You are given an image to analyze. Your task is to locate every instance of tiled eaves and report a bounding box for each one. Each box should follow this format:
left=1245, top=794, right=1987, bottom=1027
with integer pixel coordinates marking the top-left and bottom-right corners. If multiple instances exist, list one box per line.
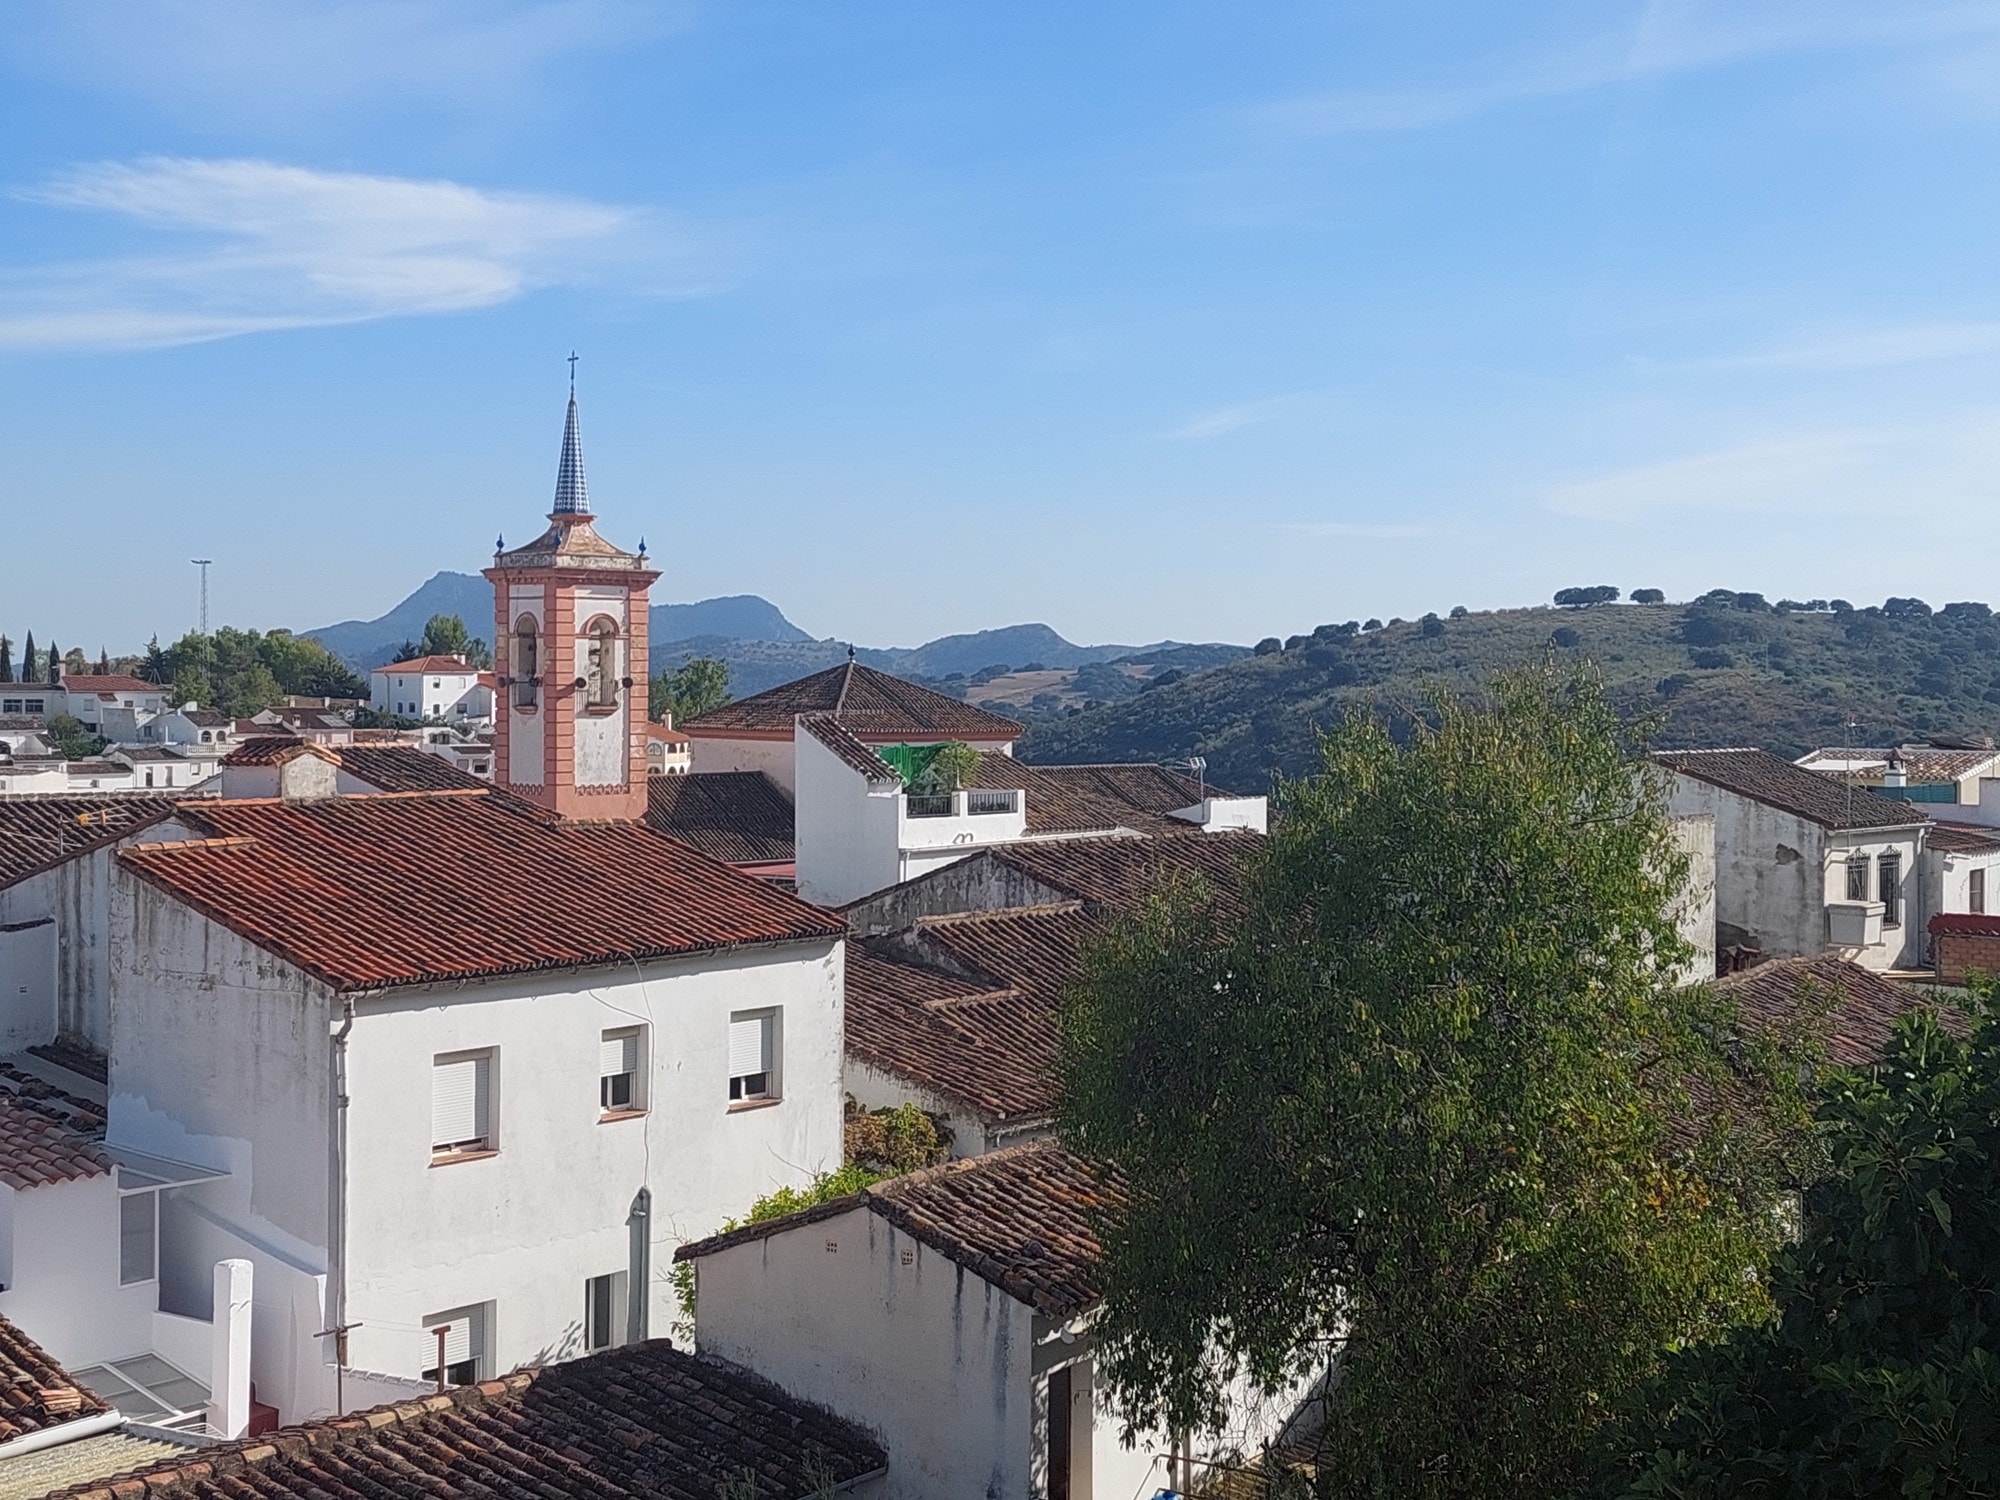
left=0, top=795, right=182, bottom=893
left=0, top=1316, right=110, bottom=1443
left=798, top=714, right=902, bottom=785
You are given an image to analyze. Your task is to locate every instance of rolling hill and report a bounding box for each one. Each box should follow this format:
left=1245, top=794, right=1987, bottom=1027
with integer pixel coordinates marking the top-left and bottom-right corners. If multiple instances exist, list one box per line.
left=1018, top=593, right=2000, bottom=794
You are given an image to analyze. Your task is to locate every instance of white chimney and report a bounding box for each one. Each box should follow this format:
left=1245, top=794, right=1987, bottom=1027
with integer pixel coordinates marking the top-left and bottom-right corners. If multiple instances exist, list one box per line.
left=1884, top=751, right=1907, bottom=790
left=207, top=1258, right=253, bottom=1439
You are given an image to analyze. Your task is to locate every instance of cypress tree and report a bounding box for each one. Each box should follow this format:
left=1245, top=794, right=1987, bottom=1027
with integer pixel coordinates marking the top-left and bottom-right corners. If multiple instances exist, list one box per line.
left=46, top=638, right=59, bottom=686
left=0, top=636, right=11, bottom=684
left=21, top=633, right=34, bottom=686
left=96, top=649, right=110, bottom=675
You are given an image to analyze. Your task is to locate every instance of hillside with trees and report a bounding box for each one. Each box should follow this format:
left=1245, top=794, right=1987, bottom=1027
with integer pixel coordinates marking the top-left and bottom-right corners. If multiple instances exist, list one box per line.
left=1020, top=590, right=2000, bottom=792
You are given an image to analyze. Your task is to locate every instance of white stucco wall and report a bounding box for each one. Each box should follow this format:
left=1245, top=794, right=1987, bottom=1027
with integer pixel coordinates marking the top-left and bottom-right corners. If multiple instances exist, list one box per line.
left=1670, top=814, right=1717, bottom=984
left=571, top=589, right=630, bottom=787
left=794, top=727, right=903, bottom=907
left=340, top=938, right=844, bottom=1385
left=0, top=1176, right=159, bottom=1371
left=1930, top=847, right=2000, bottom=936
left=1823, top=828, right=1925, bottom=970
left=693, top=1204, right=1038, bottom=1500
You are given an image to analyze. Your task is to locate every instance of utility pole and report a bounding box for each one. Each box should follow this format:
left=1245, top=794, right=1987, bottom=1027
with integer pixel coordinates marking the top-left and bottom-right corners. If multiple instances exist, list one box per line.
left=191, top=559, right=213, bottom=707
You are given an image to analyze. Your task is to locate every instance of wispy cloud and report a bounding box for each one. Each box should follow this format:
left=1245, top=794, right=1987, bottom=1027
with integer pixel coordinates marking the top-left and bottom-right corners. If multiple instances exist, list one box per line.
left=0, top=1, right=676, bottom=123
left=1545, top=417, right=2000, bottom=521
left=1164, top=390, right=1329, bottom=440
left=1702, top=321, right=2000, bottom=373
left=0, top=158, right=686, bottom=351
left=1292, top=521, right=1438, bottom=540
left=1262, top=1, right=2000, bottom=137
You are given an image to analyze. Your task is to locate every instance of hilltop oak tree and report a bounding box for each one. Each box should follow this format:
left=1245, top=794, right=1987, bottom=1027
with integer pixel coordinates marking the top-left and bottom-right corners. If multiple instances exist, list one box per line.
left=1061, top=667, right=1811, bottom=1500
left=1598, top=994, right=2000, bottom=1498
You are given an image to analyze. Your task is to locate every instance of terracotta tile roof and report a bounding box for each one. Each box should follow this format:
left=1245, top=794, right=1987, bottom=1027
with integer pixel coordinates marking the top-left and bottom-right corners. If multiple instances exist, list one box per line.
left=685, top=660, right=1023, bottom=741
left=646, top=722, right=690, bottom=747
left=0, top=796, right=180, bottom=891
left=971, top=756, right=1221, bottom=835
left=1929, top=912, right=2000, bottom=937
left=329, top=744, right=490, bottom=795
left=220, top=736, right=331, bottom=768
left=846, top=915, right=1078, bottom=1125
left=0, top=1316, right=110, bottom=1444
left=799, top=714, right=902, bottom=784
left=179, top=710, right=230, bottom=728
left=982, top=831, right=1257, bottom=915
left=372, top=655, right=479, bottom=675
left=679, top=1141, right=1120, bottom=1320
left=1715, top=955, right=1961, bottom=1067
left=1655, top=749, right=1927, bottom=831
left=121, top=793, right=844, bottom=992
left=1802, top=745, right=2000, bottom=782
left=645, top=772, right=794, bottom=865
left=46, top=1342, right=885, bottom=1500
left=56, top=676, right=158, bottom=696
left=0, top=1054, right=110, bottom=1192
left=1926, top=819, right=2000, bottom=854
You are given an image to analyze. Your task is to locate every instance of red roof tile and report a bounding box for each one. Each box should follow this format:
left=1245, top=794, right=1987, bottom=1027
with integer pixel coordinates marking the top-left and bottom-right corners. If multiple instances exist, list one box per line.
left=1716, top=955, right=1962, bottom=1067
left=679, top=1141, right=1120, bottom=1320
left=0, top=795, right=181, bottom=892
left=1929, top=912, right=2000, bottom=937
left=0, top=1315, right=110, bottom=1443
left=220, top=736, right=332, bottom=768
left=686, top=660, right=1023, bottom=741
left=48, top=1342, right=884, bottom=1499
left=1927, top=819, right=2000, bottom=855
left=800, top=714, right=902, bottom=783
left=646, top=722, right=690, bottom=746
left=372, top=655, right=480, bottom=675
left=1655, top=749, right=1926, bottom=831
left=120, top=793, right=844, bottom=992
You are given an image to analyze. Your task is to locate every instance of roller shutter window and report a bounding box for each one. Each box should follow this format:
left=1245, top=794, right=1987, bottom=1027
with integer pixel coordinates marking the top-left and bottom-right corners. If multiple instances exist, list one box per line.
left=728, top=1012, right=775, bottom=1102
left=432, top=1052, right=491, bottom=1155
left=423, top=1304, right=487, bottom=1386
left=600, top=1028, right=641, bottom=1112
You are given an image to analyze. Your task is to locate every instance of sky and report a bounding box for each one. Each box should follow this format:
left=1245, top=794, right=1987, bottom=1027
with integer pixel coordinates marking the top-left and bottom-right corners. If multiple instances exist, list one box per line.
left=6, top=1, right=2000, bottom=652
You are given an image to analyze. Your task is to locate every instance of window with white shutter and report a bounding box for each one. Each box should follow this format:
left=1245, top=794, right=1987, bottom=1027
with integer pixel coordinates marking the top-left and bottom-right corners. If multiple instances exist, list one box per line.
left=600, top=1027, right=642, bottom=1114
left=728, top=1011, right=777, bottom=1103
left=422, top=1303, right=489, bottom=1386
left=432, top=1051, right=493, bottom=1156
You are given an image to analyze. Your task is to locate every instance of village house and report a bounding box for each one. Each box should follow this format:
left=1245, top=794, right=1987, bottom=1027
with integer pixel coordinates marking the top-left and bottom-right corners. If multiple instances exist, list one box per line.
left=56, top=677, right=169, bottom=736
left=678, top=1140, right=1300, bottom=1500
left=138, top=707, right=235, bottom=753
left=368, top=655, right=493, bottom=724
left=108, top=746, right=218, bottom=793
left=242, top=706, right=353, bottom=745
left=646, top=717, right=691, bottom=775
left=0, top=688, right=54, bottom=722
left=1655, top=749, right=1930, bottom=971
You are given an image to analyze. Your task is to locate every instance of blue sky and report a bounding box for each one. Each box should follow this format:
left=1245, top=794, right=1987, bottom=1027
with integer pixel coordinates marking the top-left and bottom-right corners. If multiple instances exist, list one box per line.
left=6, top=1, right=2000, bottom=652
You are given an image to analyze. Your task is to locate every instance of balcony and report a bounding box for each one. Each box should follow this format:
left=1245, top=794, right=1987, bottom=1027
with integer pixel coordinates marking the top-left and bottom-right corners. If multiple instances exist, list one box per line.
left=904, top=788, right=1022, bottom=819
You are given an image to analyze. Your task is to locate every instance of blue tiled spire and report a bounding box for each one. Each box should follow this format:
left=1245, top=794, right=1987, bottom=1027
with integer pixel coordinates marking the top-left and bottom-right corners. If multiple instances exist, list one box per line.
left=552, top=391, right=589, bottom=515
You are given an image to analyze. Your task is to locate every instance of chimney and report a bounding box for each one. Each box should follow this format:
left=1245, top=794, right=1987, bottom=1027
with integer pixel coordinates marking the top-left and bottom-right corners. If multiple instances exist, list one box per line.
left=279, top=754, right=340, bottom=803
left=1883, top=750, right=1907, bottom=789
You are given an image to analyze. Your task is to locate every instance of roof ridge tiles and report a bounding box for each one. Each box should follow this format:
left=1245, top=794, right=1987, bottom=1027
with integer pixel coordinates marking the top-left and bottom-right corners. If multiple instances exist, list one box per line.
left=915, top=901, right=1088, bottom=926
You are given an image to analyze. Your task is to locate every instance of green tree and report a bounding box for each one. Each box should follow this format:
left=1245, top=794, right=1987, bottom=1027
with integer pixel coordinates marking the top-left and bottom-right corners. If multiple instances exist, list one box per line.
left=1598, top=994, right=2000, bottom=1498
left=650, top=656, right=731, bottom=723
left=0, top=636, right=11, bottom=684
left=1060, top=666, right=1812, bottom=1500
left=45, top=636, right=59, bottom=685
left=44, top=714, right=104, bottom=760
left=416, top=613, right=492, bottom=668
left=19, top=632, right=33, bottom=686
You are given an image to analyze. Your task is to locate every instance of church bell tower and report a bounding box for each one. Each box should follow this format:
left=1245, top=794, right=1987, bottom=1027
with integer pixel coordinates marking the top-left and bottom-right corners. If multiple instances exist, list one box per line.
left=485, top=367, right=658, bottom=821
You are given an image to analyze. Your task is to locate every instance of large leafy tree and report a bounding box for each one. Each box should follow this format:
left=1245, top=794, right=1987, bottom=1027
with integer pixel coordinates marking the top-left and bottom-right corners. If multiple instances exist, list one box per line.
left=650, top=656, right=730, bottom=723
left=416, top=613, right=492, bottom=668
left=1598, top=997, right=1999, bottom=1498
left=142, top=628, right=366, bottom=716
left=1061, top=667, right=1812, bottom=1500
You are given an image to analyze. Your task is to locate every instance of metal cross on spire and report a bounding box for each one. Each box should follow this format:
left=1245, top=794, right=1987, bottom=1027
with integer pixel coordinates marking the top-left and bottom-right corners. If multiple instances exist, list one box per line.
left=568, top=350, right=579, bottom=391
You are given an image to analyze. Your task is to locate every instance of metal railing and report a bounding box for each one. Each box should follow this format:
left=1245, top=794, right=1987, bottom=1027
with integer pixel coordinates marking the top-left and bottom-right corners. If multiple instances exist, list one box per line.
left=965, top=788, right=1019, bottom=815
left=905, top=793, right=953, bottom=818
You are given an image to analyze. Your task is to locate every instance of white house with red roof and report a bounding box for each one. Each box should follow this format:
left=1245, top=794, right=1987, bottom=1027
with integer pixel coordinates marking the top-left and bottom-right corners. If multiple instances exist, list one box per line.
left=95, top=386, right=853, bottom=1428
left=367, top=656, right=492, bottom=724
left=57, top=676, right=170, bottom=734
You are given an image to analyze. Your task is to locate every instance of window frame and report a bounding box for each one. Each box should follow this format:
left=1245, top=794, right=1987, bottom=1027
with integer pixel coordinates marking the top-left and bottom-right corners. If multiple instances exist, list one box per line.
left=727, top=1009, right=780, bottom=1107
left=583, top=616, right=621, bottom=710
left=118, top=1188, right=158, bottom=1286
left=421, top=1303, right=491, bottom=1388
left=431, top=1049, right=496, bottom=1161
left=512, top=616, right=540, bottom=710
left=585, top=1271, right=629, bottom=1352
left=1878, top=851, right=1903, bottom=928
left=1845, top=852, right=1870, bottom=903
left=599, top=1026, right=646, bottom=1118
left=1973, top=866, right=1987, bottom=916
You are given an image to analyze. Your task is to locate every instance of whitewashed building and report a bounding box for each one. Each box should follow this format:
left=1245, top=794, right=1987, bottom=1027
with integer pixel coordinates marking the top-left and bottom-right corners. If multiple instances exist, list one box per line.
left=680, top=1142, right=1303, bottom=1500
left=1656, top=749, right=1930, bottom=970
left=59, top=677, right=170, bottom=733
left=368, top=656, right=492, bottom=724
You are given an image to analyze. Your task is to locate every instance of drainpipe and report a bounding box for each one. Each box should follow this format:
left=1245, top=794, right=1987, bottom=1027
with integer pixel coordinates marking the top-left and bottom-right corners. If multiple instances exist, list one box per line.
left=328, top=995, right=356, bottom=1414
left=627, top=1187, right=651, bottom=1344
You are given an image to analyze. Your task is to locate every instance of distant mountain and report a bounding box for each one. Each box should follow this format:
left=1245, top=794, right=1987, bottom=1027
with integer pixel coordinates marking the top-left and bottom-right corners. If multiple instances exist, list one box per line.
left=1020, top=593, right=2000, bottom=794
left=304, top=571, right=812, bottom=669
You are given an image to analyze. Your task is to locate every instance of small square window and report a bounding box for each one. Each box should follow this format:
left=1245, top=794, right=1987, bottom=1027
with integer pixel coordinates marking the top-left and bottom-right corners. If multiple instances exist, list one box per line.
left=600, top=1027, right=643, bottom=1114
left=433, top=1051, right=494, bottom=1157
left=728, top=1011, right=777, bottom=1103
left=585, top=1272, right=628, bottom=1351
